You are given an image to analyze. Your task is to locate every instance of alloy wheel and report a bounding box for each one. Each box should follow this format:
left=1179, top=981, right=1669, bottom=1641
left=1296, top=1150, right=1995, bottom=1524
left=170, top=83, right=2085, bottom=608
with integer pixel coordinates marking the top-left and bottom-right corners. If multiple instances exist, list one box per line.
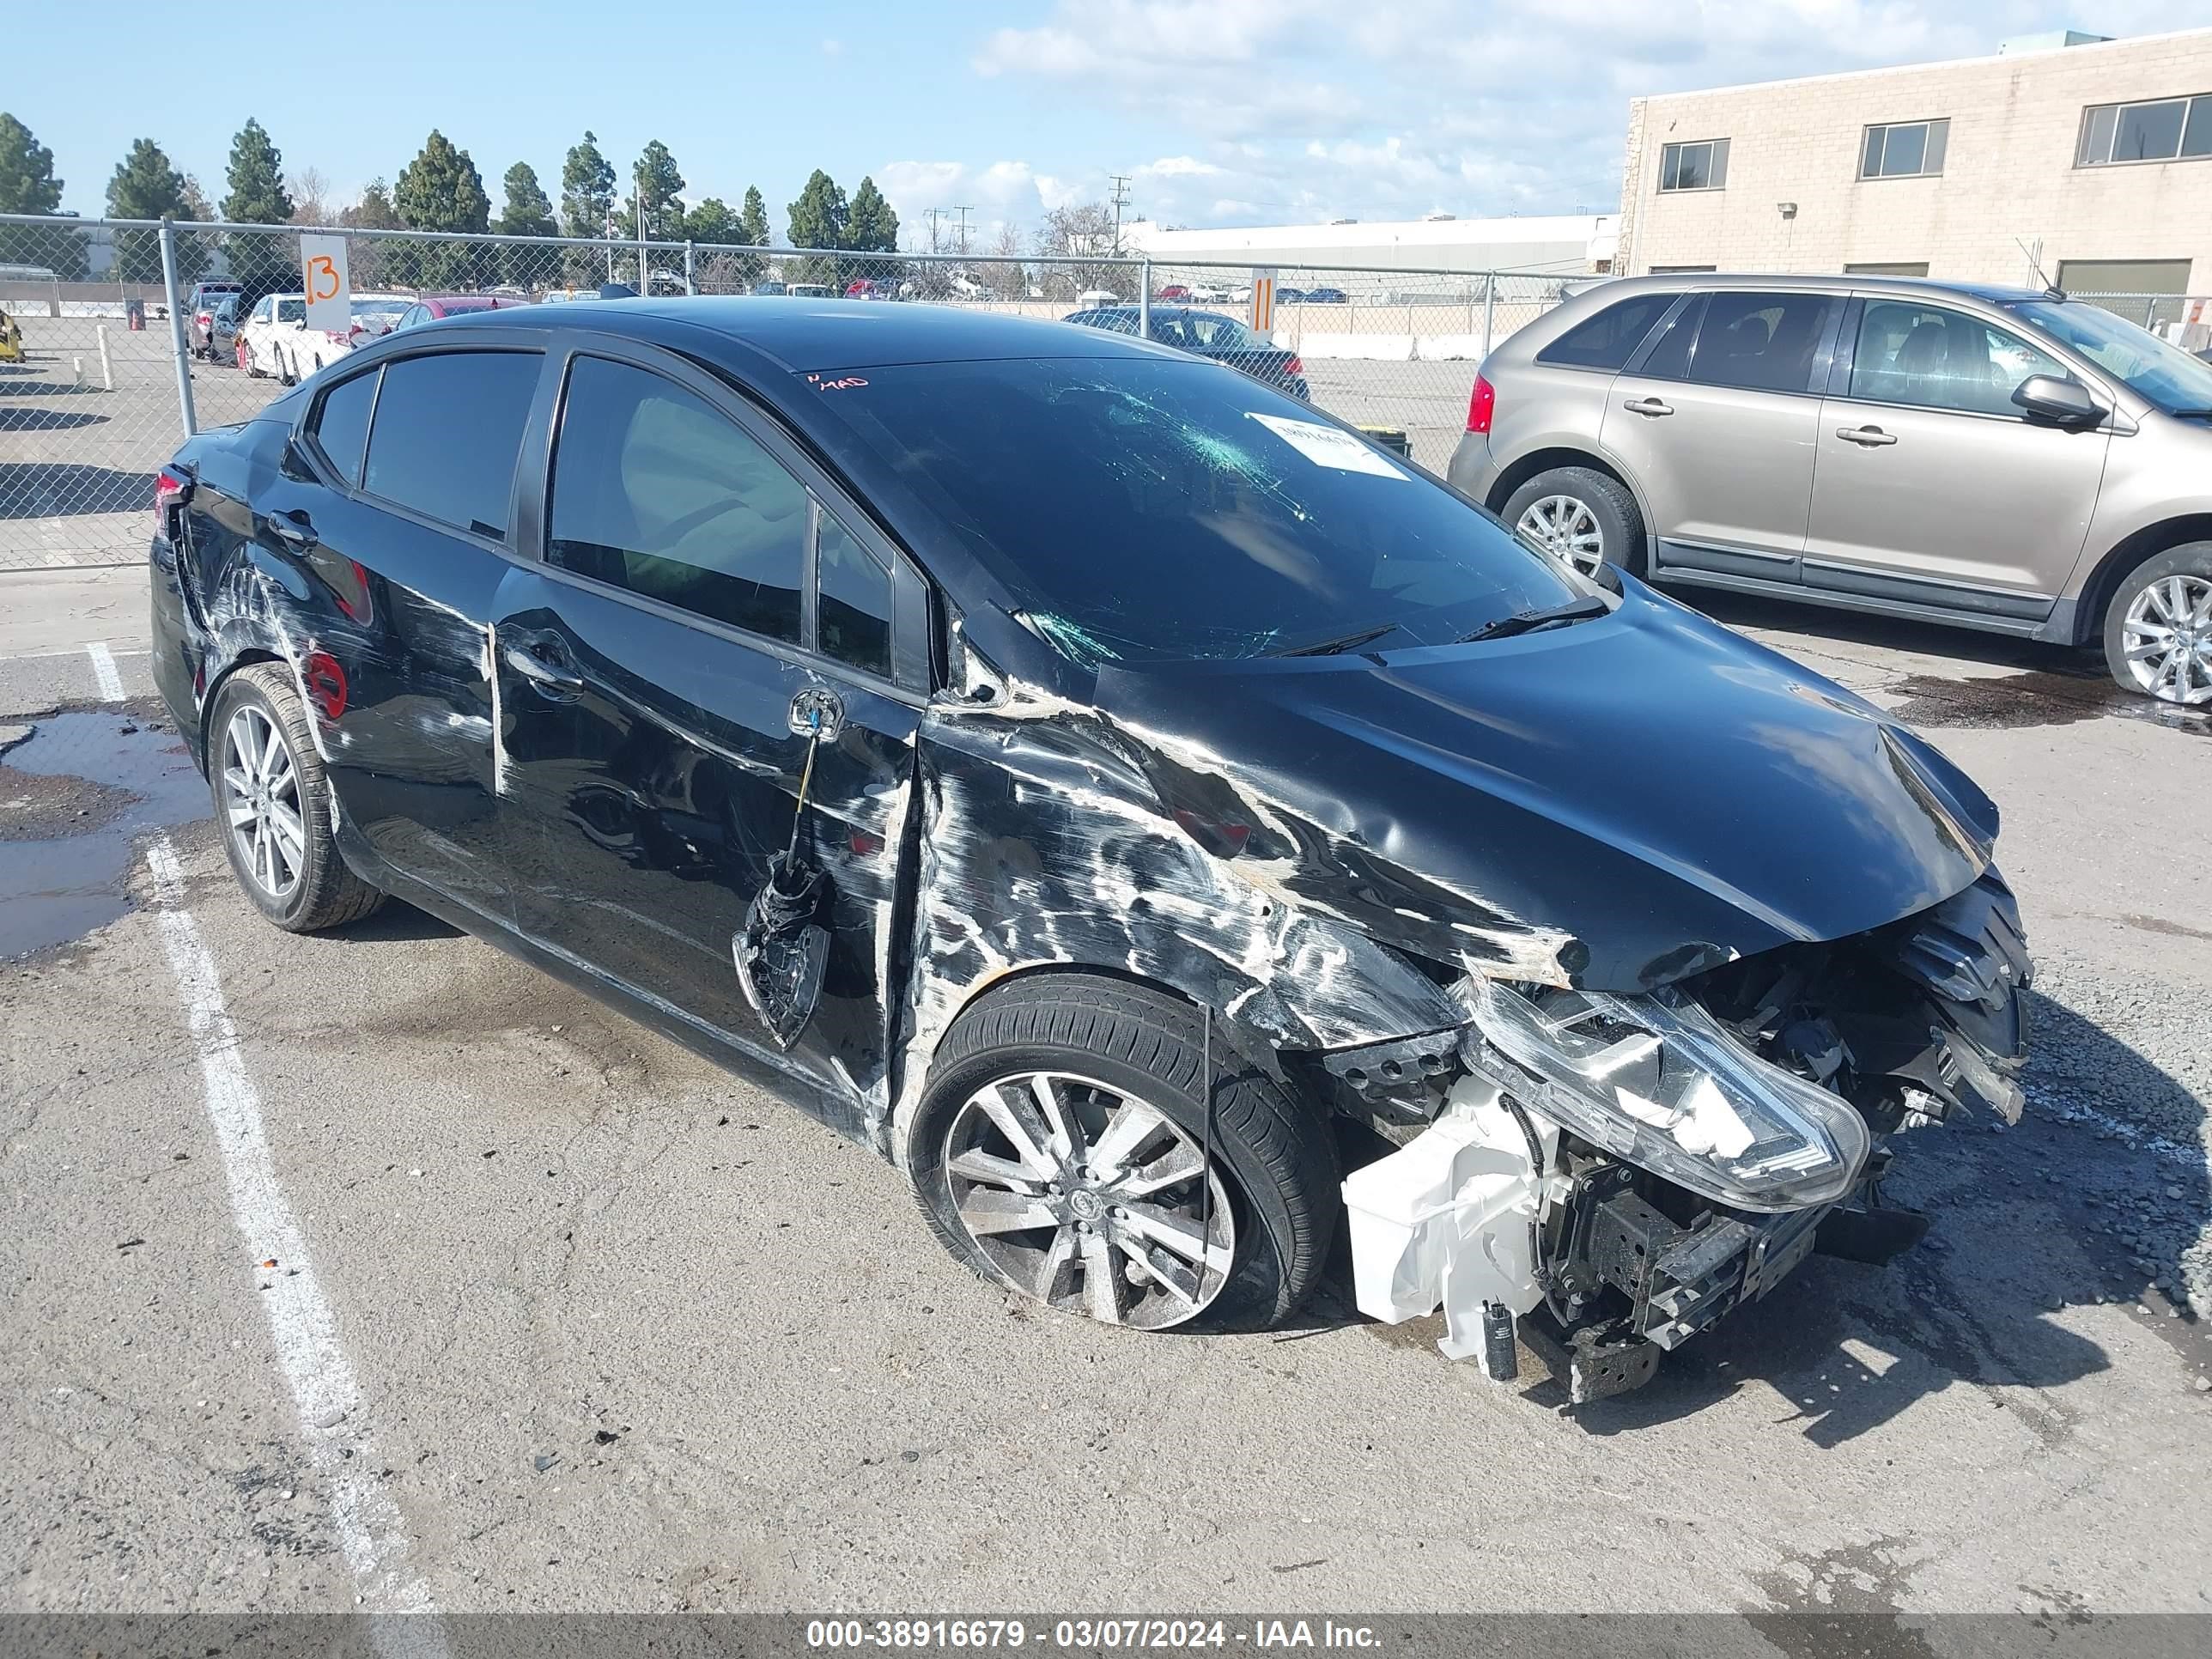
left=220, top=705, right=307, bottom=901
left=942, top=1070, right=1235, bottom=1330
left=1516, top=494, right=1606, bottom=575
left=2120, top=573, right=2212, bottom=705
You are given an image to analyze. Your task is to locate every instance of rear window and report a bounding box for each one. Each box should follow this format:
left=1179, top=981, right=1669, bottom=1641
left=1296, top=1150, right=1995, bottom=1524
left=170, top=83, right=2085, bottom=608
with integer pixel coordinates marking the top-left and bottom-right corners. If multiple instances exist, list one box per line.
left=362, top=351, right=540, bottom=539
left=276, top=299, right=305, bottom=324
left=1536, top=294, right=1674, bottom=370
left=311, top=370, right=378, bottom=488
left=804, top=356, right=1578, bottom=664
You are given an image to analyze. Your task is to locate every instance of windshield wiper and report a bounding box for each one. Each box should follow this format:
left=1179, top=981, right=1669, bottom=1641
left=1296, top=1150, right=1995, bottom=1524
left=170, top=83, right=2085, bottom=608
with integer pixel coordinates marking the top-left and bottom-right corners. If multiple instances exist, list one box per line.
left=2166, top=406, right=2212, bottom=417
left=1457, top=594, right=1612, bottom=643
left=1265, top=619, right=1403, bottom=657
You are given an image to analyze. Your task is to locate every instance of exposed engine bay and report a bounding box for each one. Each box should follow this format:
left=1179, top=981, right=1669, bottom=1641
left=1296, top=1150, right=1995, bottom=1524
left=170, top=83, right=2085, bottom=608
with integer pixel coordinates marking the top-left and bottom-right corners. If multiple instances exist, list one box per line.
left=1328, top=869, right=2031, bottom=1403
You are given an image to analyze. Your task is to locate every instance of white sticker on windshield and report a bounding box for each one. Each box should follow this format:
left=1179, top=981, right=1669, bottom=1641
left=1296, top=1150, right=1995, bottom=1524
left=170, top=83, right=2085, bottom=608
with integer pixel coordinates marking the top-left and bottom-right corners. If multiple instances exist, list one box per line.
left=1246, top=412, right=1410, bottom=480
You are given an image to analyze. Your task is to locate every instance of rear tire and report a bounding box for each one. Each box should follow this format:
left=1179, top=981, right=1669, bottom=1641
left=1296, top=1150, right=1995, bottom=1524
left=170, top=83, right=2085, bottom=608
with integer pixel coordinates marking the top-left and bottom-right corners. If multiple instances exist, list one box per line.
left=206, top=664, right=385, bottom=933
left=2103, top=542, right=2212, bottom=706
left=1502, top=465, right=1647, bottom=578
left=910, top=973, right=1338, bottom=1333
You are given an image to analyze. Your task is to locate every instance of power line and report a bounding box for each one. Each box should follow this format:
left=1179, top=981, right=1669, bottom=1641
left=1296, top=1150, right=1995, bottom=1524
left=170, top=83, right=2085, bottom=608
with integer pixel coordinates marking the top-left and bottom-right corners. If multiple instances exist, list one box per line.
left=1108, top=173, right=1132, bottom=254
left=951, top=204, right=974, bottom=255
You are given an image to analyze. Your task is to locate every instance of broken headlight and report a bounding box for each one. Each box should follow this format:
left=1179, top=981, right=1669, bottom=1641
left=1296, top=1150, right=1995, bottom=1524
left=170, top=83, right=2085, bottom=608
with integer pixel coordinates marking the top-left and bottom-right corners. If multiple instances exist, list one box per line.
left=1462, top=980, right=1870, bottom=1213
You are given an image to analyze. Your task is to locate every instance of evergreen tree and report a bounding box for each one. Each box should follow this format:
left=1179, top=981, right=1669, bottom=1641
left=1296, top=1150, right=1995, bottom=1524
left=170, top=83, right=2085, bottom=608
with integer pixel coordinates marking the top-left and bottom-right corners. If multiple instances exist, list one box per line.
left=0, top=115, right=77, bottom=273
left=220, top=119, right=294, bottom=298
left=629, top=140, right=685, bottom=242
left=559, top=131, right=617, bottom=285
left=392, top=131, right=489, bottom=288
left=106, top=139, right=203, bottom=281
left=221, top=118, right=292, bottom=223
left=495, top=161, right=556, bottom=287
left=683, top=197, right=737, bottom=245
left=339, top=179, right=402, bottom=289
left=738, top=185, right=769, bottom=247
left=787, top=170, right=848, bottom=284
left=847, top=176, right=898, bottom=252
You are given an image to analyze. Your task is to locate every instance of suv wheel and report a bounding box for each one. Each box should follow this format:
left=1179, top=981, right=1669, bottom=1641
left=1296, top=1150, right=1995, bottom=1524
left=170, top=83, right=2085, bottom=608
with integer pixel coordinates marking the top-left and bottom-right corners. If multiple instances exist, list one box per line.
left=1502, top=466, right=1645, bottom=578
left=909, top=973, right=1337, bottom=1333
left=2104, top=543, right=2212, bottom=706
left=208, top=665, right=386, bottom=932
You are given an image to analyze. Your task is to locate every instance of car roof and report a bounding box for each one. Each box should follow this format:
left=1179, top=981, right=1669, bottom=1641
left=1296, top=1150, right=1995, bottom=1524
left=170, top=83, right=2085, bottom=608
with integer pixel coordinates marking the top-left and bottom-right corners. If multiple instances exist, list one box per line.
left=1593, top=271, right=2049, bottom=305
left=1084, top=305, right=1238, bottom=324
left=462, top=295, right=1170, bottom=372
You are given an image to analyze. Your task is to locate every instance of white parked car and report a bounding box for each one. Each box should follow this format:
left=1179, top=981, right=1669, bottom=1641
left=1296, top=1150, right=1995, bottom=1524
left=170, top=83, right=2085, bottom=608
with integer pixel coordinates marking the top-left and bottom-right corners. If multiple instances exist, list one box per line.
left=1186, top=283, right=1231, bottom=303
left=292, top=294, right=414, bottom=376
left=787, top=283, right=832, bottom=299
left=236, top=293, right=308, bottom=382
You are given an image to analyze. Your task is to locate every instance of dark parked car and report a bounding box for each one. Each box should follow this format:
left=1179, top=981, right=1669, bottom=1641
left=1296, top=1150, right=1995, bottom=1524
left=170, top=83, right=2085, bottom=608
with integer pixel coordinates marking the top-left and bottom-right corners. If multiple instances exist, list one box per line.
left=1303, top=287, right=1349, bottom=304
left=1063, top=305, right=1310, bottom=399
left=189, top=294, right=240, bottom=362
left=149, top=301, right=2028, bottom=1401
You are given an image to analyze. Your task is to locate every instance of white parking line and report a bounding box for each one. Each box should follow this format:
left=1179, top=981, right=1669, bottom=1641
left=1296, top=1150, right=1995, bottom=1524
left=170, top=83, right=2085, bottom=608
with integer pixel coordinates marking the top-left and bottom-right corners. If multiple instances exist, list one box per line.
left=143, top=836, right=450, bottom=1650
left=85, top=641, right=125, bottom=702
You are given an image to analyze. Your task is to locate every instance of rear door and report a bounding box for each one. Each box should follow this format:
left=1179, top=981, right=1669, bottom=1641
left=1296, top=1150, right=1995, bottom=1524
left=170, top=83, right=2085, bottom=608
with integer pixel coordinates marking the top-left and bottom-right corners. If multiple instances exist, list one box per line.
left=1603, top=288, right=1844, bottom=584
left=271, top=340, right=546, bottom=921
left=1802, top=295, right=2112, bottom=617
left=489, top=337, right=931, bottom=1118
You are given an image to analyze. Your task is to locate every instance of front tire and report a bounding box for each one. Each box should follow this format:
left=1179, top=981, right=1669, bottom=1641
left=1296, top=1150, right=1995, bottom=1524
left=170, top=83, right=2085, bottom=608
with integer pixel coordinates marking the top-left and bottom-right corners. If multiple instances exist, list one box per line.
left=1502, top=465, right=1646, bottom=578
left=2104, top=543, right=2212, bottom=706
left=910, top=974, right=1338, bottom=1333
left=207, top=664, right=385, bottom=932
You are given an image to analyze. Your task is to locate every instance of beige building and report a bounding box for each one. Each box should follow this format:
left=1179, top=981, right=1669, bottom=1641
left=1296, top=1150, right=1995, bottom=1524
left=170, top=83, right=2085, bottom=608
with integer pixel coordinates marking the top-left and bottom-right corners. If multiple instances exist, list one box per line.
left=1614, top=27, right=2212, bottom=301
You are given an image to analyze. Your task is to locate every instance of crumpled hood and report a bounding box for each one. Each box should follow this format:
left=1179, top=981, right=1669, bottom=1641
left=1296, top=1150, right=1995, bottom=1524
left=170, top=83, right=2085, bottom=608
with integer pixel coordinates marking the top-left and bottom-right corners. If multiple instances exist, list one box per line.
left=1092, top=580, right=1996, bottom=992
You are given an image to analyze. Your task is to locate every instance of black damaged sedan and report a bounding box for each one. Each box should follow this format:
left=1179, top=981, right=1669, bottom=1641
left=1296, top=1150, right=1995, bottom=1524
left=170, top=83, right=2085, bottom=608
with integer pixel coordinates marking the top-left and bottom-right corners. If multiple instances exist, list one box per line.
left=149, top=300, right=2027, bottom=1402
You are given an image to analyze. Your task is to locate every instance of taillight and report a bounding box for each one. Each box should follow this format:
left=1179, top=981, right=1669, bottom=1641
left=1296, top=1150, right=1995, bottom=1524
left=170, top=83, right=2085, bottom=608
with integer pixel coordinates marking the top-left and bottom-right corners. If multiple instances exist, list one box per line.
left=154, top=465, right=192, bottom=539
left=196, top=312, right=211, bottom=328
left=1285, top=355, right=1304, bottom=376
left=1467, top=373, right=1496, bottom=434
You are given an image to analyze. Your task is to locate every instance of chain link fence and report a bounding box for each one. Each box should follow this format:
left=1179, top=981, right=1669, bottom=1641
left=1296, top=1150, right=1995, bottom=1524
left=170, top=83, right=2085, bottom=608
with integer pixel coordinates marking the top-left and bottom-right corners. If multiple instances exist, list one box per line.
left=2, top=214, right=1584, bottom=572
left=2071, top=291, right=2212, bottom=351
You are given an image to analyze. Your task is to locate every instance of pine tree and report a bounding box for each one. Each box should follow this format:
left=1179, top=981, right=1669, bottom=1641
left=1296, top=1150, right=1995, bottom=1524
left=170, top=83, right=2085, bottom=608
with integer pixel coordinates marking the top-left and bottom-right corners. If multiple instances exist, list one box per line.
left=339, top=179, right=401, bottom=289
left=392, top=131, right=489, bottom=288
left=629, top=140, right=685, bottom=242
left=787, top=170, right=848, bottom=285
left=737, top=186, right=769, bottom=248
left=0, top=112, right=78, bottom=275
left=683, top=198, right=737, bottom=245
left=847, top=177, right=898, bottom=252
left=494, top=161, right=556, bottom=287
left=221, top=118, right=292, bottom=224
left=560, top=131, right=617, bottom=285
left=106, top=139, right=203, bottom=281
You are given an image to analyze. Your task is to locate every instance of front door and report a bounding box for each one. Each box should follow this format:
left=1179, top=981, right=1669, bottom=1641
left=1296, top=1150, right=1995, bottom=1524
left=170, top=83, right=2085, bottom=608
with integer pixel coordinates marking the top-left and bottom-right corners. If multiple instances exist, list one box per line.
left=489, top=342, right=927, bottom=1117
left=1603, top=289, right=1843, bottom=583
left=1803, top=297, right=2112, bottom=619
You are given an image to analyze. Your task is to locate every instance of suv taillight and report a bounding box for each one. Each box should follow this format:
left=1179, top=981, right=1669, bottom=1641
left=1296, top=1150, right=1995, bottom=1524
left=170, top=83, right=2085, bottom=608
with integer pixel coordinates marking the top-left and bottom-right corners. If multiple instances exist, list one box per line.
left=1285, top=355, right=1304, bottom=376
left=154, top=465, right=192, bottom=539
left=1467, top=373, right=1496, bottom=435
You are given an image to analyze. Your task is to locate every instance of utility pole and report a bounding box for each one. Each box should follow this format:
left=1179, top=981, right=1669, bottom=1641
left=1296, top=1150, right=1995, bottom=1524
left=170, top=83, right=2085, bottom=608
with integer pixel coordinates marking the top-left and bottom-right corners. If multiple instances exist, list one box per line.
left=951, top=205, right=974, bottom=255
left=925, top=207, right=947, bottom=254
left=1108, top=173, right=1132, bottom=254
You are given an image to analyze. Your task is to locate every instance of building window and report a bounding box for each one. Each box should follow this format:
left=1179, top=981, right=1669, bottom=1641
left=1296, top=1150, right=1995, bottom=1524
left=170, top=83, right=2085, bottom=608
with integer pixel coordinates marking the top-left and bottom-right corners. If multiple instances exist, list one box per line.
left=1861, top=119, right=1948, bottom=179
left=2076, top=94, right=2212, bottom=166
left=1659, top=138, right=1729, bottom=191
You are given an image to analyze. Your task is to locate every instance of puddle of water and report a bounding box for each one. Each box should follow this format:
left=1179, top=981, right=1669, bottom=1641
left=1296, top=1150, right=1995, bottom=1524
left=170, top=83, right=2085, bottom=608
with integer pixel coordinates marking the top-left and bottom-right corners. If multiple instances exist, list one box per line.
left=0, top=704, right=210, bottom=958
left=1887, top=668, right=2212, bottom=737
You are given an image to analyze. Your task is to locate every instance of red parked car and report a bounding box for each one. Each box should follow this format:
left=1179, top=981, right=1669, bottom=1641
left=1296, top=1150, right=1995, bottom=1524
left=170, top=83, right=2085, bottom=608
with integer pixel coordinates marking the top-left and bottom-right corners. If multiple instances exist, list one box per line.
left=389, top=294, right=533, bottom=331
left=1155, top=283, right=1191, bottom=300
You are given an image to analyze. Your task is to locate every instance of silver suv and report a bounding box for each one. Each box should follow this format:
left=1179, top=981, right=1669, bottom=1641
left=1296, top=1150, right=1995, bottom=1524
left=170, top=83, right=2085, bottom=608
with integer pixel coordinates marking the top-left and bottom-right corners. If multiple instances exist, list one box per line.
left=1448, top=274, right=2212, bottom=705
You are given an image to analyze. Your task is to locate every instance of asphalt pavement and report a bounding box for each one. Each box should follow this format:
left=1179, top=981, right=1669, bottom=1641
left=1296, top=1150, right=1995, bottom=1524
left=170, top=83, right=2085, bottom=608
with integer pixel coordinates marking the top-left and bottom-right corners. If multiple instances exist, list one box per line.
left=3, top=563, right=2209, bottom=1624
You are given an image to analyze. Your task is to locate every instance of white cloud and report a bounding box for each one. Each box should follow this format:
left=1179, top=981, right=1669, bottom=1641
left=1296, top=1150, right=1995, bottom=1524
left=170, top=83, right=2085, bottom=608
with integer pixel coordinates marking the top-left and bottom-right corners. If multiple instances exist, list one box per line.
left=958, top=0, right=2212, bottom=228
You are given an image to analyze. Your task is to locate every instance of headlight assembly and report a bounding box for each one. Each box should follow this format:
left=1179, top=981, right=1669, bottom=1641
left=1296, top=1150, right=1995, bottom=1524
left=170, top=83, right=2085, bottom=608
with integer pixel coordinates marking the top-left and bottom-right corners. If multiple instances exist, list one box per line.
left=1462, top=978, right=1870, bottom=1212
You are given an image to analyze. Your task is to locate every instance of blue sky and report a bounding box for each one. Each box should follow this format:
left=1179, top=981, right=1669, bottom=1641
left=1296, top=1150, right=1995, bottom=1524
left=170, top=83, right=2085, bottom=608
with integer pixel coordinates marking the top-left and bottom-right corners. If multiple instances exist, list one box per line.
left=14, top=1, right=2211, bottom=242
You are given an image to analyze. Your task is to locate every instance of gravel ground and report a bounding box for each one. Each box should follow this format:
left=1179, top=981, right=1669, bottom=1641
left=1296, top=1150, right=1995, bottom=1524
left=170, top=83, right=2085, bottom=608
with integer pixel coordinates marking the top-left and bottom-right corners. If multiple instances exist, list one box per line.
left=1, top=567, right=2208, bottom=1622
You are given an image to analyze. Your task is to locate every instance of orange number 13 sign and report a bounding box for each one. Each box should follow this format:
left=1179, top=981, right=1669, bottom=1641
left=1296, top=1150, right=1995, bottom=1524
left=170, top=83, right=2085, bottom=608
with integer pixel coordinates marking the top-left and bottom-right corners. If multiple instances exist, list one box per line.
left=300, top=234, right=351, bottom=333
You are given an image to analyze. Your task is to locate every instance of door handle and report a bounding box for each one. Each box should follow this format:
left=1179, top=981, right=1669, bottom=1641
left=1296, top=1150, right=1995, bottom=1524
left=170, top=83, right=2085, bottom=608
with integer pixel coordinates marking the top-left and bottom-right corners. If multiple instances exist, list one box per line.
left=267, top=510, right=313, bottom=549
left=1622, top=397, right=1674, bottom=417
left=501, top=630, right=586, bottom=697
left=1838, top=425, right=1898, bottom=447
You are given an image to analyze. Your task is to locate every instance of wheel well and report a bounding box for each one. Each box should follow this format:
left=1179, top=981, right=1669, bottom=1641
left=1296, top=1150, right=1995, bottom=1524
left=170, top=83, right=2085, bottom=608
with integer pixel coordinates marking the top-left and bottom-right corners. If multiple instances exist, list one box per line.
left=1485, top=447, right=1647, bottom=544
left=2073, top=515, right=2212, bottom=645
left=197, top=649, right=285, bottom=767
